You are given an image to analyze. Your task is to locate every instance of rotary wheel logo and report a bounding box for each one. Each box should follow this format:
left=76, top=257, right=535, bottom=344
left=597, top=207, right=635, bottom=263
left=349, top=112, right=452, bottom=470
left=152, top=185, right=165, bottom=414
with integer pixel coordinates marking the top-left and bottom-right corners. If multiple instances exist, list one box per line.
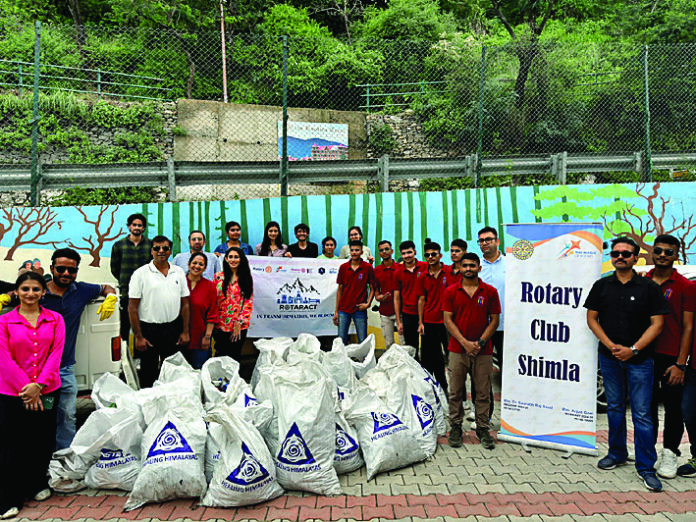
left=512, top=239, right=534, bottom=260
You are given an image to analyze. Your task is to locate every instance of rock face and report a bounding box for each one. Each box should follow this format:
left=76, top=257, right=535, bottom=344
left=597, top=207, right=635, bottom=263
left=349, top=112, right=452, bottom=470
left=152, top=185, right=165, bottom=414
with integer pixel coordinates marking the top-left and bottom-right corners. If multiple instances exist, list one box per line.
left=365, top=111, right=454, bottom=159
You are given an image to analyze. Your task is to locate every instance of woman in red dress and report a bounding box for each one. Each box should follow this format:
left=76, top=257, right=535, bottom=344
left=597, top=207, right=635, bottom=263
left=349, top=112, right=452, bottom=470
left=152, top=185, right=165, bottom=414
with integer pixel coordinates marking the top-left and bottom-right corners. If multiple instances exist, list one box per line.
left=184, top=252, right=218, bottom=369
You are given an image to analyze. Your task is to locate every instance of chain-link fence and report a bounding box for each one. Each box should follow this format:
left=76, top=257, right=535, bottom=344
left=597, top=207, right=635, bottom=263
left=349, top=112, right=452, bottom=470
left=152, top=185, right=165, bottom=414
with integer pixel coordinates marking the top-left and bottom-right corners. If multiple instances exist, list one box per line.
left=1, top=22, right=696, bottom=206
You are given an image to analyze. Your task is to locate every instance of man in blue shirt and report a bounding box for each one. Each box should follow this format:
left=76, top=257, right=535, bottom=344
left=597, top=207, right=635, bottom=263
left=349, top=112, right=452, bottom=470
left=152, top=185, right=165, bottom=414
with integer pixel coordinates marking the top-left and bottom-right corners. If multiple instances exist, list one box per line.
left=172, top=230, right=218, bottom=280
left=214, top=221, right=254, bottom=256
left=41, top=248, right=117, bottom=450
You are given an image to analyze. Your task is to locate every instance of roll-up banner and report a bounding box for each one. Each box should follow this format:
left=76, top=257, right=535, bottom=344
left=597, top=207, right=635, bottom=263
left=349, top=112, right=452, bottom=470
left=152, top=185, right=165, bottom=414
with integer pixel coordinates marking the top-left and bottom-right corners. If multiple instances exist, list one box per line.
left=498, top=223, right=603, bottom=455
left=247, top=256, right=344, bottom=338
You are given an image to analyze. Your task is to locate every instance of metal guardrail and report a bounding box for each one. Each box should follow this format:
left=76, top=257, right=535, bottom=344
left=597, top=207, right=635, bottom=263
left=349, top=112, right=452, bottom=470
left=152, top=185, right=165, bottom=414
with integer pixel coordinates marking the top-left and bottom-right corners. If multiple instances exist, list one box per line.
left=1, top=150, right=695, bottom=201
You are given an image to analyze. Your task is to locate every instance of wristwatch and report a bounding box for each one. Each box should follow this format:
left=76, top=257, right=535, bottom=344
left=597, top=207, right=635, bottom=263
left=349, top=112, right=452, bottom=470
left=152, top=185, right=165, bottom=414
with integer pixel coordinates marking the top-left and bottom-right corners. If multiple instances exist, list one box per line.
left=676, top=363, right=687, bottom=371
left=477, top=338, right=486, bottom=348
left=630, top=346, right=640, bottom=357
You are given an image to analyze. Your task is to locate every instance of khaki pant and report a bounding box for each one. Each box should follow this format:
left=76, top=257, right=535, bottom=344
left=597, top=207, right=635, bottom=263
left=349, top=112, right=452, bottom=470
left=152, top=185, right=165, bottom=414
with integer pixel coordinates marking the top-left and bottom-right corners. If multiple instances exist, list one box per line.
left=448, top=351, right=493, bottom=430
left=380, top=314, right=404, bottom=347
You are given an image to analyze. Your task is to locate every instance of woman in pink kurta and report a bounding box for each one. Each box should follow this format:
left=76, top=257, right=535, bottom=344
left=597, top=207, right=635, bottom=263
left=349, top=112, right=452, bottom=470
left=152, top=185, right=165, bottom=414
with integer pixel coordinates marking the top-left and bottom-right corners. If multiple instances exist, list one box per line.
left=0, top=272, right=65, bottom=519
left=213, top=247, right=254, bottom=365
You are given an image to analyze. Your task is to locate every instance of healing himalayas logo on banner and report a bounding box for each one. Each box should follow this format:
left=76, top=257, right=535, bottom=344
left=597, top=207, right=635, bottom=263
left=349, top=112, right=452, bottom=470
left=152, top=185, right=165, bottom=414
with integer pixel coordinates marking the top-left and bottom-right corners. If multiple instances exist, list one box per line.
left=276, top=278, right=321, bottom=311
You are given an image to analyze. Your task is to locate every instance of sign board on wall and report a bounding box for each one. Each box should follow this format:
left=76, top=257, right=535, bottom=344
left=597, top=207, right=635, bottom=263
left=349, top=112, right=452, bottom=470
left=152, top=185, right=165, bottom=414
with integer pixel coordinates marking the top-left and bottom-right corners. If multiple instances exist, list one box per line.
left=278, top=121, right=349, bottom=161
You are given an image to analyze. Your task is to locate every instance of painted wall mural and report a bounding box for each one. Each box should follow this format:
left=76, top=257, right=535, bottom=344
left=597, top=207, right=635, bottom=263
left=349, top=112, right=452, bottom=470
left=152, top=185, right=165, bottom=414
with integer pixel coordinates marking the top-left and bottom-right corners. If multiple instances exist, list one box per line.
left=1, top=182, right=694, bottom=285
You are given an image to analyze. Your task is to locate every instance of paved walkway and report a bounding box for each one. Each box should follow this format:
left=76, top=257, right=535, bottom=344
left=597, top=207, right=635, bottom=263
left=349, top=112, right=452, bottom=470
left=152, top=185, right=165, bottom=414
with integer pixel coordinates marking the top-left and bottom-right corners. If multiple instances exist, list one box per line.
left=24, top=394, right=696, bottom=522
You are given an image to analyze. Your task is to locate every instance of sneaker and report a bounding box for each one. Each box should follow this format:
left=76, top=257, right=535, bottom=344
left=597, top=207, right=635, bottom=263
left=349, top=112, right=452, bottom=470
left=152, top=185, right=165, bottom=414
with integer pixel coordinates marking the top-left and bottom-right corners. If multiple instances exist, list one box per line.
left=466, top=410, right=475, bottom=422
left=657, top=448, right=678, bottom=479
left=34, top=488, right=52, bottom=502
left=677, top=457, right=696, bottom=477
left=470, top=420, right=477, bottom=430
left=642, top=472, right=663, bottom=492
left=476, top=428, right=495, bottom=450
left=448, top=425, right=463, bottom=448
left=598, top=455, right=627, bottom=470
left=0, top=507, right=18, bottom=520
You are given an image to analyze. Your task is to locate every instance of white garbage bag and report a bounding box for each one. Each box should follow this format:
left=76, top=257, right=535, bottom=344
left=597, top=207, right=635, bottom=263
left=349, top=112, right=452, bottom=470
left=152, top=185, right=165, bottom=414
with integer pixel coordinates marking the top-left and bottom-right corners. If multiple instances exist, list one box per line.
left=379, top=344, right=449, bottom=435
left=343, top=382, right=427, bottom=480
left=286, top=333, right=322, bottom=365
left=333, top=412, right=363, bottom=474
left=48, top=449, right=90, bottom=493
left=343, top=334, right=376, bottom=379
left=124, top=394, right=207, bottom=510
left=254, top=361, right=342, bottom=495
left=201, top=356, right=254, bottom=406
left=201, top=405, right=284, bottom=507
left=157, top=351, right=200, bottom=387
left=251, top=337, right=293, bottom=390
left=91, top=373, right=136, bottom=409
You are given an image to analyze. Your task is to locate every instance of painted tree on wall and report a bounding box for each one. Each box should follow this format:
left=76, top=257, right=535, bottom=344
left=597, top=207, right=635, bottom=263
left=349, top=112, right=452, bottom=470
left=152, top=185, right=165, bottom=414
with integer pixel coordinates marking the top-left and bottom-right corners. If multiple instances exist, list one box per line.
left=3, top=208, right=63, bottom=261
left=66, top=206, right=124, bottom=267
left=602, top=183, right=696, bottom=263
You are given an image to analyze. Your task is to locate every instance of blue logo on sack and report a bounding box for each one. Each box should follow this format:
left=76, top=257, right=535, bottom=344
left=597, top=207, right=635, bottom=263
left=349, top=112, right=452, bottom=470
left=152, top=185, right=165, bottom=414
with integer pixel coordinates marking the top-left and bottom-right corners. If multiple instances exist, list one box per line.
left=147, top=421, right=194, bottom=458
left=335, top=423, right=359, bottom=456
left=244, top=394, right=259, bottom=407
left=371, top=412, right=403, bottom=434
left=226, top=442, right=271, bottom=486
left=411, top=394, right=434, bottom=430
left=278, top=422, right=316, bottom=465
left=424, top=375, right=442, bottom=406
left=99, top=448, right=125, bottom=461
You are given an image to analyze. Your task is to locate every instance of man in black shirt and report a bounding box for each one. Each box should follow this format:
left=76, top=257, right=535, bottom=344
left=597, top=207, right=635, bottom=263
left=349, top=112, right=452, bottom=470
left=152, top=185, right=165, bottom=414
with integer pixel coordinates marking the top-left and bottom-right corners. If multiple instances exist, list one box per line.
left=286, top=223, right=319, bottom=258
left=584, top=237, right=669, bottom=492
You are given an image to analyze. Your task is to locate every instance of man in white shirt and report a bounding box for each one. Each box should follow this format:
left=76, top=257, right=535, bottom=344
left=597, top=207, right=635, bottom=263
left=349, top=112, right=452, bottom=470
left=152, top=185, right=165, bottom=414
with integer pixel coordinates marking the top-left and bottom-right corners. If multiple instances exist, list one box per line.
left=172, top=230, right=218, bottom=280
left=129, top=235, right=190, bottom=388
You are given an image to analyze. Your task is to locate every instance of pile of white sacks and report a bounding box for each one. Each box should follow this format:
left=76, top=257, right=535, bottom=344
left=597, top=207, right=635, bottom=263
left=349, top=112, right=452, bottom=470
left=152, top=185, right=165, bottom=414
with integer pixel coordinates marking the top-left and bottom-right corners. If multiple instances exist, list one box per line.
left=48, top=333, right=448, bottom=510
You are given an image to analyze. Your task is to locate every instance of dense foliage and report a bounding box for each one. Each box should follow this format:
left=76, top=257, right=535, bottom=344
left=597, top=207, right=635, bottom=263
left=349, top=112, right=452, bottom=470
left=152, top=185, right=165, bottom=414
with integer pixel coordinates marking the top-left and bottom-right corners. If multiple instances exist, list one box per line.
left=0, top=0, right=694, bottom=165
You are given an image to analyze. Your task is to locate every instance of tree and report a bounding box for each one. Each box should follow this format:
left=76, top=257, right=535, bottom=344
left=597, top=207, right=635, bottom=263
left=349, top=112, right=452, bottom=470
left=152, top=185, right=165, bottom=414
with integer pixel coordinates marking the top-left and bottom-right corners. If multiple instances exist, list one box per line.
left=490, top=0, right=555, bottom=108
left=601, top=183, right=696, bottom=264
left=3, top=207, right=62, bottom=261
left=66, top=205, right=123, bottom=267
left=108, top=0, right=217, bottom=98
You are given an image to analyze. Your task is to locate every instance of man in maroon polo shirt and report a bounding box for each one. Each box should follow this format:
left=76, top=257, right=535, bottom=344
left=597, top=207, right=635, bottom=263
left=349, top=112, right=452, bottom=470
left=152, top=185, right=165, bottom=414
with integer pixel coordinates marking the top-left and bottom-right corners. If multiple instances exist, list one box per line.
left=394, top=240, right=427, bottom=354
left=443, top=252, right=501, bottom=449
left=374, top=240, right=403, bottom=348
left=647, top=234, right=695, bottom=479
left=449, top=238, right=468, bottom=286
left=417, top=241, right=455, bottom=395
left=334, top=240, right=376, bottom=344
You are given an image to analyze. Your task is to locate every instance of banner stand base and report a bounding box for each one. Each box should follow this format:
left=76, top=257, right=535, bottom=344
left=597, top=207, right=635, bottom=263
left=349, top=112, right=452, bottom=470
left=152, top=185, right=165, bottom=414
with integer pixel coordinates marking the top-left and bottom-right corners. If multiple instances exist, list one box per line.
left=499, top=433, right=598, bottom=457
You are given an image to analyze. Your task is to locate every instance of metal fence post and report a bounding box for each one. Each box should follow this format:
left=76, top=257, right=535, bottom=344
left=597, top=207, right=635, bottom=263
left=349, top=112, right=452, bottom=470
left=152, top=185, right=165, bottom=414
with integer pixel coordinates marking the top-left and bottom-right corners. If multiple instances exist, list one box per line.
left=475, top=46, right=486, bottom=189
left=29, top=21, right=42, bottom=206
left=377, top=154, right=390, bottom=192
left=642, top=44, right=652, bottom=182
left=280, top=35, right=289, bottom=197
left=167, top=157, right=177, bottom=201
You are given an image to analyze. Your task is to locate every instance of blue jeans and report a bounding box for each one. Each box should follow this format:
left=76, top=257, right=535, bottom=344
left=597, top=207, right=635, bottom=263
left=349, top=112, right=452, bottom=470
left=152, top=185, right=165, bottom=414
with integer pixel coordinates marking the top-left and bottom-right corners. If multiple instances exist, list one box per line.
left=56, top=365, right=77, bottom=451
left=682, top=367, right=696, bottom=459
left=338, top=310, right=368, bottom=344
left=599, top=353, right=657, bottom=475
left=184, top=348, right=211, bottom=370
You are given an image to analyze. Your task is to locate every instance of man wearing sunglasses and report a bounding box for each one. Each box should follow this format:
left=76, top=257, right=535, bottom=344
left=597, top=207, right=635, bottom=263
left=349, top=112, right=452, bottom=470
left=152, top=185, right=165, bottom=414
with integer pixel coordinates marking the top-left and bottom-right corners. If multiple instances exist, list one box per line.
left=645, top=235, right=695, bottom=479
left=128, top=236, right=190, bottom=388
left=417, top=241, right=454, bottom=394
left=584, top=237, right=669, bottom=492
left=42, top=248, right=117, bottom=450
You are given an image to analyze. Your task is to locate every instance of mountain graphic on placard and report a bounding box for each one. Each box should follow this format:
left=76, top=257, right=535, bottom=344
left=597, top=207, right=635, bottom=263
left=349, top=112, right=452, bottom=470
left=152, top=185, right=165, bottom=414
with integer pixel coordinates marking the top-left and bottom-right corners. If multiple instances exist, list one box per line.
left=279, top=137, right=346, bottom=160
left=276, top=278, right=320, bottom=295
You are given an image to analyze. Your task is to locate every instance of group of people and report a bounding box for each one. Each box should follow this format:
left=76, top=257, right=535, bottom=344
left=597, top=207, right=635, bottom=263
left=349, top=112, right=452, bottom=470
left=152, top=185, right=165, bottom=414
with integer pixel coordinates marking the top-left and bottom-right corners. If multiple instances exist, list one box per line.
left=584, top=234, right=696, bottom=493
left=1, top=212, right=695, bottom=519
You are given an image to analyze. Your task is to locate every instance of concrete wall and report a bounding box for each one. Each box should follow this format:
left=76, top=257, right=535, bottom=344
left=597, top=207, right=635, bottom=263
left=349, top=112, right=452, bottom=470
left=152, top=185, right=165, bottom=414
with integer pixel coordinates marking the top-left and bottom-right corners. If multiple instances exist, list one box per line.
left=174, top=100, right=367, bottom=162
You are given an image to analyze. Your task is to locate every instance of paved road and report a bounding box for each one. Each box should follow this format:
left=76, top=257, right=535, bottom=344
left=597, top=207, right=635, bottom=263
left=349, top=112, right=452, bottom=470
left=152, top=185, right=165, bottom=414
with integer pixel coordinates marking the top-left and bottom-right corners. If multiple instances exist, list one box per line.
left=24, top=392, right=695, bottom=522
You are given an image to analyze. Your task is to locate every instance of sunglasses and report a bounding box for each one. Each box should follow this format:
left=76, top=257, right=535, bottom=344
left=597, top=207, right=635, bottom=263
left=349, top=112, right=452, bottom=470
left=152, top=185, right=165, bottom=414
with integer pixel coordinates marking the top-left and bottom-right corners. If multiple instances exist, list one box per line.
left=610, top=250, right=634, bottom=259
left=54, top=266, right=78, bottom=275
left=478, top=237, right=495, bottom=244
left=152, top=245, right=171, bottom=252
left=424, top=252, right=439, bottom=258
left=653, top=247, right=675, bottom=257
